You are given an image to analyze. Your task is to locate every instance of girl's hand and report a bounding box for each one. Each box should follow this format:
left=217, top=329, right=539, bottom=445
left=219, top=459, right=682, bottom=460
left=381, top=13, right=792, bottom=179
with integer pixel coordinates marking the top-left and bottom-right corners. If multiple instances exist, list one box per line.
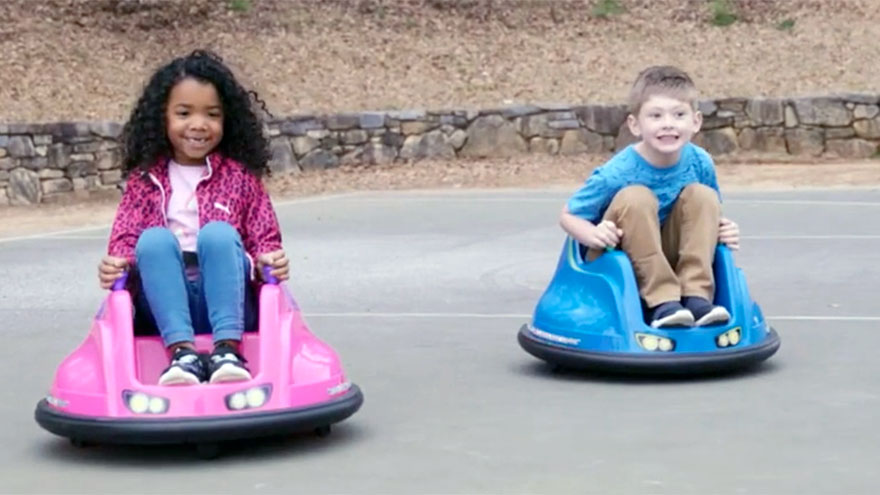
left=98, top=256, right=129, bottom=289
left=258, top=250, right=290, bottom=281
left=584, top=220, right=623, bottom=250
left=719, top=217, right=740, bottom=250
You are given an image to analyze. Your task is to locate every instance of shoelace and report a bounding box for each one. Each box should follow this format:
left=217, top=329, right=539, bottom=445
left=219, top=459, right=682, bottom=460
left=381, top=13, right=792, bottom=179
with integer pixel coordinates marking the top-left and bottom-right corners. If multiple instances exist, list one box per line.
left=211, top=352, right=241, bottom=364
left=174, top=353, right=200, bottom=365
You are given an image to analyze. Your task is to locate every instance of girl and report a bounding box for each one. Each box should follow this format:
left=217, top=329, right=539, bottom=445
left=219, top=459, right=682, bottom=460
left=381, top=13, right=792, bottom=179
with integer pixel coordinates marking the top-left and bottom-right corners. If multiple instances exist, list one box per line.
left=98, top=50, right=290, bottom=386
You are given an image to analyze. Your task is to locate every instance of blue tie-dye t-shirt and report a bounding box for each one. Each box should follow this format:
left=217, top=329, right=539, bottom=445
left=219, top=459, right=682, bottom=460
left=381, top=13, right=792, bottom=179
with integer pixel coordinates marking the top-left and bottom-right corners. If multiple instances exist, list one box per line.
left=566, top=143, right=721, bottom=224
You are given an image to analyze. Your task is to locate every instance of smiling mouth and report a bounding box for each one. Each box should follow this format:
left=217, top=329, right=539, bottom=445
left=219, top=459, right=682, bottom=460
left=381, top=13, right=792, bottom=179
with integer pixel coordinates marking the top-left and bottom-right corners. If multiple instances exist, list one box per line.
left=185, top=137, right=211, bottom=146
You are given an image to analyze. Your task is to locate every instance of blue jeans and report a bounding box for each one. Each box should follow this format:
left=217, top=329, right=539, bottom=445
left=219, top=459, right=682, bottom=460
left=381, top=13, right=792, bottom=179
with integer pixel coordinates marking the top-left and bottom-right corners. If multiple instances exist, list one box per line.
left=133, top=221, right=256, bottom=347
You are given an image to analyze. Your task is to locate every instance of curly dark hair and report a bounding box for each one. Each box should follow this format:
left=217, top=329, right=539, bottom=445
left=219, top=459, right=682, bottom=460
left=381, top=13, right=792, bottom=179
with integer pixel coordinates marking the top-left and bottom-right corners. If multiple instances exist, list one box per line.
left=120, top=50, right=272, bottom=176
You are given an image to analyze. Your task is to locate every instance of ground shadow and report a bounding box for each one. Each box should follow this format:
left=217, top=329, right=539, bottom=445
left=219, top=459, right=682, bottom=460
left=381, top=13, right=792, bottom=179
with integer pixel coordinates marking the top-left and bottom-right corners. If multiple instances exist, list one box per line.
left=35, top=420, right=370, bottom=466
left=511, top=356, right=784, bottom=385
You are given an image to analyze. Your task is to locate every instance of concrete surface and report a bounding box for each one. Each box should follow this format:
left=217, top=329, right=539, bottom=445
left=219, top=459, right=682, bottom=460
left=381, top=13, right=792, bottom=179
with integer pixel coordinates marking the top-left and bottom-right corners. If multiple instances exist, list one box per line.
left=1, top=188, right=878, bottom=494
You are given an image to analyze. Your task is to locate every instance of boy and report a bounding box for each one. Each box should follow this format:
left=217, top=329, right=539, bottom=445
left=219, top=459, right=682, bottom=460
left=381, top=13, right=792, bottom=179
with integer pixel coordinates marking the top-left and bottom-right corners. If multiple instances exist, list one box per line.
left=560, top=65, right=740, bottom=328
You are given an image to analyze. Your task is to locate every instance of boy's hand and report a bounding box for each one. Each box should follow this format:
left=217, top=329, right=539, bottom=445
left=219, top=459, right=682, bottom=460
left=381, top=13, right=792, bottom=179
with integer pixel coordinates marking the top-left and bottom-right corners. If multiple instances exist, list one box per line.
left=584, top=220, right=623, bottom=250
left=719, top=217, right=740, bottom=250
left=98, top=255, right=129, bottom=289
left=257, top=249, right=290, bottom=281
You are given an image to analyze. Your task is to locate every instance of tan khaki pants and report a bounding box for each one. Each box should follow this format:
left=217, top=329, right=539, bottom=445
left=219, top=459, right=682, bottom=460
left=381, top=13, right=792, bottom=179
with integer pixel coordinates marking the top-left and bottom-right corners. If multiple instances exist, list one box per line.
left=588, top=184, right=721, bottom=307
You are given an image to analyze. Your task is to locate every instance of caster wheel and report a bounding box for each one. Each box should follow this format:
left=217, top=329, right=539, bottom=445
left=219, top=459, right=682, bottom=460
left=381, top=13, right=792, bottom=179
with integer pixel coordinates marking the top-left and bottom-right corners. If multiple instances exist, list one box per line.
left=195, top=443, right=222, bottom=460
left=314, top=425, right=331, bottom=438
left=70, top=438, right=95, bottom=448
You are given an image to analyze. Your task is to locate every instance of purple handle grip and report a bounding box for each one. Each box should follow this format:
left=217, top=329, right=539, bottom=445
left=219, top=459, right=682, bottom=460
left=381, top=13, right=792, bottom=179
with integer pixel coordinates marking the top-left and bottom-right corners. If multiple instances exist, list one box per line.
left=111, top=272, right=129, bottom=291
left=262, top=265, right=279, bottom=285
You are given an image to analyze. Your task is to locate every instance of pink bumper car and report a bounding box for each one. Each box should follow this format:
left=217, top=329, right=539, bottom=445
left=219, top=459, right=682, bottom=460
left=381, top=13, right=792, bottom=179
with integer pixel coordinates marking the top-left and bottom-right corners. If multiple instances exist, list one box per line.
left=35, top=269, right=363, bottom=455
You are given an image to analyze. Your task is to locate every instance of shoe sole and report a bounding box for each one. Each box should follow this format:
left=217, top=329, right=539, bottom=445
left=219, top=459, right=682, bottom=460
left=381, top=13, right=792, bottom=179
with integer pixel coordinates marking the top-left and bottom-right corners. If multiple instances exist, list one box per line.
left=651, top=309, right=695, bottom=328
left=695, top=306, right=731, bottom=326
left=158, top=367, right=201, bottom=386
left=209, top=363, right=252, bottom=384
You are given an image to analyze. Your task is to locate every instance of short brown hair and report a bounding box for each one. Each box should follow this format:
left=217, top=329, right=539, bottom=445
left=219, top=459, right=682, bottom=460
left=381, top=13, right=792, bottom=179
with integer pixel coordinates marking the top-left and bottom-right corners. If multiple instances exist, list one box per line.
left=628, top=65, right=698, bottom=114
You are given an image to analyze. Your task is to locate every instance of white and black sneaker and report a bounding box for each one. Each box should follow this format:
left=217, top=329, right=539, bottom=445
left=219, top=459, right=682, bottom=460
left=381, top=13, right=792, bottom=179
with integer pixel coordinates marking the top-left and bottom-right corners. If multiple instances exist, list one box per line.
left=158, top=347, right=207, bottom=386
left=648, top=301, right=695, bottom=328
left=682, top=296, right=731, bottom=326
left=208, top=345, right=252, bottom=384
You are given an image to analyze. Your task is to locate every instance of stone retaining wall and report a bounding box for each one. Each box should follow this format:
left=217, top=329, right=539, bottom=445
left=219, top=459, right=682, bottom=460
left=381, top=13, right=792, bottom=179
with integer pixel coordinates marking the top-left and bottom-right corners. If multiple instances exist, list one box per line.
left=2, top=93, right=879, bottom=206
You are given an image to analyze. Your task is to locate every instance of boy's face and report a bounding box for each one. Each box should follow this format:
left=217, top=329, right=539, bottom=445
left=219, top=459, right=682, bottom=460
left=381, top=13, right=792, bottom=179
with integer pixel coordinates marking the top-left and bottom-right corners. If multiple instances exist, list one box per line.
left=627, top=94, right=702, bottom=165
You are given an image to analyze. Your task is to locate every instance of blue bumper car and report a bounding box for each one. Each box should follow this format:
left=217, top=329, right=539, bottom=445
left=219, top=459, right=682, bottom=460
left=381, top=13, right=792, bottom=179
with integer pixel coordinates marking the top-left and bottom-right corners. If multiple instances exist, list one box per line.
left=518, top=238, right=780, bottom=375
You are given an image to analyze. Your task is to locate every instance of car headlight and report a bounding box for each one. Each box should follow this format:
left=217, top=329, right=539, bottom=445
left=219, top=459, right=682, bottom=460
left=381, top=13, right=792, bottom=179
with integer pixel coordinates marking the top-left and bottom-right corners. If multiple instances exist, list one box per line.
left=246, top=387, right=268, bottom=408
left=148, top=396, right=168, bottom=414
left=228, top=392, right=248, bottom=410
left=635, top=333, right=675, bottom=352
left=716, top=327, right=742, bottom=348
left=225, top=385, right=272, bottom=411
left=123, top=390, right=169, bottom=415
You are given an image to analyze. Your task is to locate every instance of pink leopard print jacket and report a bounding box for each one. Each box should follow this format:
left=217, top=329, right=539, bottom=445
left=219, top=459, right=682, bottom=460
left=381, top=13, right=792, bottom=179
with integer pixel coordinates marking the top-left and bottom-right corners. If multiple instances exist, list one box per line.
left=107, top=153, right=282, bottom=267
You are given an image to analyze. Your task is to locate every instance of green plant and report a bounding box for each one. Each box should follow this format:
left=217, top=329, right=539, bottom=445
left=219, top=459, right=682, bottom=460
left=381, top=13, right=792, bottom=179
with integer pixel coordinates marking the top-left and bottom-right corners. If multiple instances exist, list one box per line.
left=228, top=0, right=251, bottom=13
left=777, top=18, right=796, bottom=31
left=592, top=0, right=625, bottom=19
left=710, top=0, right=737, bottom=27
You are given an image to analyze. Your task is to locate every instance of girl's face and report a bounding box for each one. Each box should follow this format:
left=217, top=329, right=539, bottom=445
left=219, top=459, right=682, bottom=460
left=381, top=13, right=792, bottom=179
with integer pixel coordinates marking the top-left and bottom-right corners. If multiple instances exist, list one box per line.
left=165, top=77, right=224, bottom=165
